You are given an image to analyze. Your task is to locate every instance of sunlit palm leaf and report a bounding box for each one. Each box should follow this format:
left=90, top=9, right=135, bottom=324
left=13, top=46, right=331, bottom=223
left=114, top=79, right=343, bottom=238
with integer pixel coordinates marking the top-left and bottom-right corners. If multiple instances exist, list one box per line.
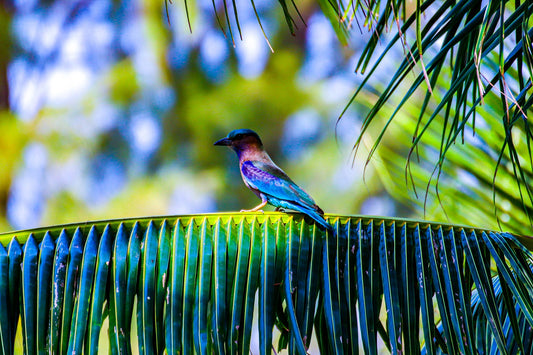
left=0, top=213, right=532, bottom=354
left=341, top=0, right=533, bottom=225
left=373, top=101, right=533, bottom=235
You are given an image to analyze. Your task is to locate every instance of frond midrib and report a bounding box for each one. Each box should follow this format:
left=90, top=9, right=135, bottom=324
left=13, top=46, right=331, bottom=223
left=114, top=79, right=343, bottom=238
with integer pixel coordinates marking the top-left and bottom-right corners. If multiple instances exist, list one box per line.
left=2, top=212, right=530, bottom=246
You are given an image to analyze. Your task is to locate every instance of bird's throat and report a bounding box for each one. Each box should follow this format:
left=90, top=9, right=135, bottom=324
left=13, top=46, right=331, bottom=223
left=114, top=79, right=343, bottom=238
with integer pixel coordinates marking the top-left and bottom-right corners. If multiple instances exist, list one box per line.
left=236, top=144, right=269, bottom=164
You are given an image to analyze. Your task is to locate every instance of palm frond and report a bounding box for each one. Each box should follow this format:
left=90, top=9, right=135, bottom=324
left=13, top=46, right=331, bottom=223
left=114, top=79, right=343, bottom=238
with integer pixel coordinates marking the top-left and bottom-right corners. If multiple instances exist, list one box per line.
left=371, top=83, right=533, bottom=235
left=450, top=258, right=533, bottom=354
left=342, top=0, right=533, bottom=225
left=0, top=213, right=532, bottom=353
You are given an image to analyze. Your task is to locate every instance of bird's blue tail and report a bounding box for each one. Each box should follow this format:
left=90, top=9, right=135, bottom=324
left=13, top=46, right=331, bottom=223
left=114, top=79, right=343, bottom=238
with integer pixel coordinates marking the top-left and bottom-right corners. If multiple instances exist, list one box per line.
left=302, top=207, right=333, bottom=232
left=267, top=197, right=333, bottom=232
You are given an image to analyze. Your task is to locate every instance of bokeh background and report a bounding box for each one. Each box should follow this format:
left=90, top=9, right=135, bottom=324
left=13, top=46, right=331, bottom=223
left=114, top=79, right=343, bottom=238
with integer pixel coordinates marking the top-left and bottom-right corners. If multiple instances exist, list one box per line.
left=0, top=0, right=402, bottom=233
left=0, top=0, right=530, bottom=234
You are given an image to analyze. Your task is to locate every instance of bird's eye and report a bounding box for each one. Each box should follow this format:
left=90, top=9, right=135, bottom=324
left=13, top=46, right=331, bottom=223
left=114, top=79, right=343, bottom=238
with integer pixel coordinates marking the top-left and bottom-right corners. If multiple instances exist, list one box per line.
left=235, top=134, right=243, bottom=139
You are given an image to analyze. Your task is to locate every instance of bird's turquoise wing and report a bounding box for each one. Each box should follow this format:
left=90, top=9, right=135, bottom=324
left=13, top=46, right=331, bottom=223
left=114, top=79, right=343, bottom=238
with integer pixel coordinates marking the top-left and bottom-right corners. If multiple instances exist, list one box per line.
left=241, top=160, right=317, bottom=209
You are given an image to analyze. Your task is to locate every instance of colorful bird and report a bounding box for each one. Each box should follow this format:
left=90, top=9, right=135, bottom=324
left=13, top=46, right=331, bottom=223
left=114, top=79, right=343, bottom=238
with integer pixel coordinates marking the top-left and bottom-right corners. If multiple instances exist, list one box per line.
left=214, top=129, right=332, bottom=231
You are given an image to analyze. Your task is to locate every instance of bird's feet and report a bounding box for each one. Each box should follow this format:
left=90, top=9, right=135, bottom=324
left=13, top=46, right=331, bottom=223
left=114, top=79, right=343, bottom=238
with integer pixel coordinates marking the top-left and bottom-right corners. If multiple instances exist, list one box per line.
left=240, top=208, right=264, bottom=213
left=240, top=200, right=267, bottom=213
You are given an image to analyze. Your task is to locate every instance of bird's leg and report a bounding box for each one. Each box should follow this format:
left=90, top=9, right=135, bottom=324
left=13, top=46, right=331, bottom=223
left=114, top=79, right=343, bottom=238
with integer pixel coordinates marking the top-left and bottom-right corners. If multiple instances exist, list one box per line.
left=241, top=199, right=267, bottom=213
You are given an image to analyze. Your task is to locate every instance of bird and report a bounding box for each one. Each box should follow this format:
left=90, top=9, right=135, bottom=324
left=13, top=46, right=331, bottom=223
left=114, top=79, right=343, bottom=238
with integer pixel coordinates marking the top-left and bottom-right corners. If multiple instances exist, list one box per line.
left=214, top=128, right=332, bottom=231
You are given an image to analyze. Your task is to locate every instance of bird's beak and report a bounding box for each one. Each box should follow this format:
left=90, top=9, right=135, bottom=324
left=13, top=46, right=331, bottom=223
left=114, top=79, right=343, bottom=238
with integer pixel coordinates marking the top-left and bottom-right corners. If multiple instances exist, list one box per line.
left=214, top=137, right=231, bottom=146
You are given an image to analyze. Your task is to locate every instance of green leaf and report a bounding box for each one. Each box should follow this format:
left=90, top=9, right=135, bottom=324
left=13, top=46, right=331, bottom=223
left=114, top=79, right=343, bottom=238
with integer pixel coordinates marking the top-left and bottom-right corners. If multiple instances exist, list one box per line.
left=193, top=218, right=213, bottom=354
left=229, top=217, right=251, bottom=354
left=462, top=230, right=507, bottom=353
left=36, top=233, right=54, bottom=353
left=259, top=219, right=276, bottom=354
left=165, top=219, right=187, bottom=354
left=0, top=243, right=9, bottom=355
left=137, top=221, right=158, bottom=354
left=356, top=221, right=378, bottom=354
left=285, top=218, right=308, bottom=355
left=155, top=220, right=171, bottom=353
left=211, top=218, right=229, bottom=353
left=399, top=223, right=421, bottom=353
left=181, top=220, right=199, bottom=352
left=379, top=222, right=401, bottom=354
left=241, top=217, right=261, bottom=354
left=125, top=222, right=142, bottom=346
left=415, top=225, right=436, bottom=354
left=86, top=225, right=113, bottom=354
left=49, top=230, right=69, bottom=355
left=21, top=235, right=38, bottom=355
left=0, top=213, right=531, bottom=353
left=108, top=223, right=129, bottom=354
left=7, top=238, right=22, bottom=354
left=59, top=229, right=83, bottom=354
left=67, top=226, right=99, bottom=354
left=342, top=219, right=359, bottom=354
left=342, top=0, right=533, bottom=227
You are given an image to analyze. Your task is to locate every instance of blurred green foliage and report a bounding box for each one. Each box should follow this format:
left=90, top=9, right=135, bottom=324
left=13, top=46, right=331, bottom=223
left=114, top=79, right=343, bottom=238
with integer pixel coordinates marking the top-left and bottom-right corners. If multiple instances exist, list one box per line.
left=108, top=59, right=141, bottom=106
left=0, top=0, right=530, bottom=237
left=0, top=0, right=396, bottom=233
left=0, top=112, right=27, bottom=230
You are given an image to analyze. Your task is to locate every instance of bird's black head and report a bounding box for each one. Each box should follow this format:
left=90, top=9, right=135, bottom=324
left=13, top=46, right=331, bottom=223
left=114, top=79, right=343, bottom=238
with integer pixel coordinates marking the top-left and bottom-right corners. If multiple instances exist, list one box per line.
left=214, top=129, right=263, bottom=151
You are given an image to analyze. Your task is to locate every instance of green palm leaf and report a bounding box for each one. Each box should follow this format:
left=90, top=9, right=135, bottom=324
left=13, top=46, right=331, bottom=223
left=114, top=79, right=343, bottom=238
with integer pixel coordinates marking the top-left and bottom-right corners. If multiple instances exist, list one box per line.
left=0, top=213, right=532, bottom=354
left=338, top=0, right=533, bottom=224
left=458, top=255, right=533, bottom=354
